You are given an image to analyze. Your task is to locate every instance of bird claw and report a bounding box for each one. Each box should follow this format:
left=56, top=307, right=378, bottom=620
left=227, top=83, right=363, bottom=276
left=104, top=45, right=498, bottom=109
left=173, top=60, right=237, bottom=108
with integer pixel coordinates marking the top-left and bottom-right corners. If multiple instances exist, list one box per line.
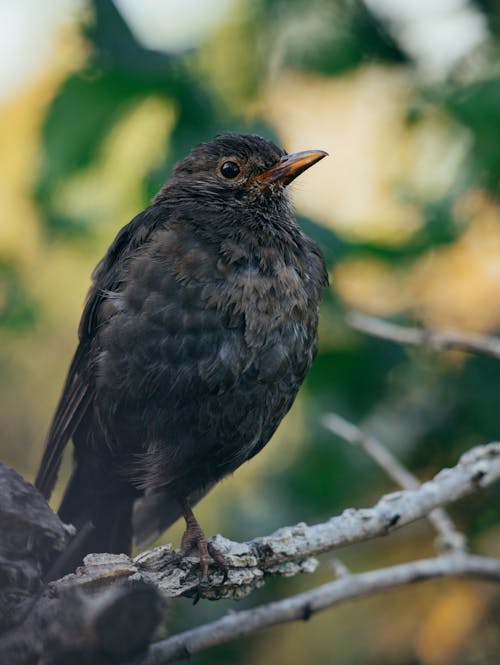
left=207, top=542, right=229, bottom=584
left=174, top=504, right=230, bottom=591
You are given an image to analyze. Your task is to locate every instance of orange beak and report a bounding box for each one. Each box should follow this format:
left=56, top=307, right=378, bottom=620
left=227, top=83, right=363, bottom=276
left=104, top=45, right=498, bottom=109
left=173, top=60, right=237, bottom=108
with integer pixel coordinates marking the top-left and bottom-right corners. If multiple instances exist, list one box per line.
left=253, top=149, right=328, bottom=187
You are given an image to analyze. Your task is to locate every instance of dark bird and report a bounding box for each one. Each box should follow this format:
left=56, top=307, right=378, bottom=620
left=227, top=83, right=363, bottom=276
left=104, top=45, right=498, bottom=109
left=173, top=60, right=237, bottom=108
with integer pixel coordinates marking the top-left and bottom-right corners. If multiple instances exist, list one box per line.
left=35, top=133, right=328, bottom=579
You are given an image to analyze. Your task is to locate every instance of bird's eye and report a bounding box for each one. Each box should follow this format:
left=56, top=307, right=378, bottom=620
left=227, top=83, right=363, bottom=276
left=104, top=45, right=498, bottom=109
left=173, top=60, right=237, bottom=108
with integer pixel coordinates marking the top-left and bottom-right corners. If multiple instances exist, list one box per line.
left=220, top=161, right=240, bottom=179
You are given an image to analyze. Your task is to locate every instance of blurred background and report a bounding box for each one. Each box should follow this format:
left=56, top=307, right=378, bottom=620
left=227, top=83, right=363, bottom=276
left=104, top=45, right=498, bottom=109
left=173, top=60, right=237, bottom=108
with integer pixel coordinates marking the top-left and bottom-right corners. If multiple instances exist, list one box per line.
left=1, top=0, right=500, bottom=662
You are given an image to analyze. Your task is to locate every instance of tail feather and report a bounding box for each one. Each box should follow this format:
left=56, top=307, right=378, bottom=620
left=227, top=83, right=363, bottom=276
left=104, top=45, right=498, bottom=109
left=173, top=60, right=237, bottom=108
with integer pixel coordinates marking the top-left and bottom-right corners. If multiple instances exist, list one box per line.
left=49, top=461, right=136, bottom=579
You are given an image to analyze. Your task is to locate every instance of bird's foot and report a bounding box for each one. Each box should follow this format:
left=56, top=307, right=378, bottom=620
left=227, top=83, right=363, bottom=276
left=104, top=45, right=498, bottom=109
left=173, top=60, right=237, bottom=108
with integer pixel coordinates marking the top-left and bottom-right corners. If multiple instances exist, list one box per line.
left=179, top=518, right=211, bottom=585
left=176, top=501, right=229, bottom=590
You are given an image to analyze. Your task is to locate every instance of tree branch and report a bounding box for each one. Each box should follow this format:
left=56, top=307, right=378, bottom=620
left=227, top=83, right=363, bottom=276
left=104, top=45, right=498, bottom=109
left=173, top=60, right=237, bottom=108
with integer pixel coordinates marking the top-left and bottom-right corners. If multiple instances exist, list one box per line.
left=0, top=583, right=164, bottom=665
left=346, top=310, right=500, bottom=359
left=54, top=442, right=500, bottom=601
left=322, top=411, right=466, bottom=551
left=0, top=463, right=164, bottom=664
left=129, top=553, right=500, bottom=664
left=2, top=443, right=499, bottom=663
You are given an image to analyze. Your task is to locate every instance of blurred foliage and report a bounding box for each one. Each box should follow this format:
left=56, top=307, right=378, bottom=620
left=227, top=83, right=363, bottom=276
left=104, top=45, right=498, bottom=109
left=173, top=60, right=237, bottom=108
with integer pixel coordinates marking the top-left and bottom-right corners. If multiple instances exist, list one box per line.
left=444, top=76, right=500, bottom=193
left=1, top=0, right=500, bottom=664
left=0, top=261, right=37, bottom=330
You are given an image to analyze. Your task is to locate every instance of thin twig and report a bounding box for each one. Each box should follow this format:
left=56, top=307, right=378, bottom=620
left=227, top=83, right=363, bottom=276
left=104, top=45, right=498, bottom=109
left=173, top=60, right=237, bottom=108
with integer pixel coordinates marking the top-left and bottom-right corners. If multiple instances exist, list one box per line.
left=129, top=553, right=500, bottom=664
left=346, top=310, right=500, bottom=359
left=322, top=412, right=466, bottom=551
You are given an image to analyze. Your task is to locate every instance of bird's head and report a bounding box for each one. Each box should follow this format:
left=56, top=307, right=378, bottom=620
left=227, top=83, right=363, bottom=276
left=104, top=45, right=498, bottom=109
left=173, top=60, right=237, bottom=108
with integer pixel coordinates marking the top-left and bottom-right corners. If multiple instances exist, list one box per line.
left=154, top=134, right=327, bottom=220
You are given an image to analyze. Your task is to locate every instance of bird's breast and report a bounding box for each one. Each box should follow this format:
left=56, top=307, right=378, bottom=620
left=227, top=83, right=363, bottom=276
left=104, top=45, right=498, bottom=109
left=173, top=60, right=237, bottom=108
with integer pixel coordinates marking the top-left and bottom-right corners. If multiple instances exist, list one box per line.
left=96, top=227, right=320, bottom=401
left=212, top=262, right=310, bottom=349
left=151, top=225, right=317, bottom=344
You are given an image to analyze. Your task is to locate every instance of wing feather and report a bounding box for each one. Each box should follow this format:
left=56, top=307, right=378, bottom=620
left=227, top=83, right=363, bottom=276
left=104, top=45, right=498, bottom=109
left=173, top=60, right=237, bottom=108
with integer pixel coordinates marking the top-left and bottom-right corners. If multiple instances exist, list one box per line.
left=35, top=343, right=92, bottom=498
left=35, top=206, right=164, bottom=500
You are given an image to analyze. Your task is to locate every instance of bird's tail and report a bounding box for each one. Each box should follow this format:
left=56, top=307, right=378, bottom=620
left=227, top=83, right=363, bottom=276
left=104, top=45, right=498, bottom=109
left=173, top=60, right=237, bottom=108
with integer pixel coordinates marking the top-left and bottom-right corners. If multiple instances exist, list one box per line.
left=47, top=461, right=136, bottom=580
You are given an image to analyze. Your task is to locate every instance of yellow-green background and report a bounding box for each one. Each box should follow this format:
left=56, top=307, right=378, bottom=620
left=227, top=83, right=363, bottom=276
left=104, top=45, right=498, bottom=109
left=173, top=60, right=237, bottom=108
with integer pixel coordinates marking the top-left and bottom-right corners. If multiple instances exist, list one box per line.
left=1, top=1, right=499, bottom=663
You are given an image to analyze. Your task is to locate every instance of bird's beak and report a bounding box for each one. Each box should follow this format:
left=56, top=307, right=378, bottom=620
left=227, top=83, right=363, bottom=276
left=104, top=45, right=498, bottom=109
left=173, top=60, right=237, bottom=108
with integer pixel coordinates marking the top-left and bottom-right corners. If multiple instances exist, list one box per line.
left=253, top=149, right=328, bottom=187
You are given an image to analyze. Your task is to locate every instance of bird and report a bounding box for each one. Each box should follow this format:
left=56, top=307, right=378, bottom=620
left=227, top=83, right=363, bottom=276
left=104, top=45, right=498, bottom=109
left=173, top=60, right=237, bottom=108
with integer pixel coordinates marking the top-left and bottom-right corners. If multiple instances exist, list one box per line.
left=35, top=133, right=328, bottom=580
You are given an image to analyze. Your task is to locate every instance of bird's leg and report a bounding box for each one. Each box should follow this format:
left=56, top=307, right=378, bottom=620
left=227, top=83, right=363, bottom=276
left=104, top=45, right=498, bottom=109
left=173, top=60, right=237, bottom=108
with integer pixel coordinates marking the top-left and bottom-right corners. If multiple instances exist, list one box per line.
left=177, top=499, right=229, bottom=587
left=178, top=499, right=212, bottom=584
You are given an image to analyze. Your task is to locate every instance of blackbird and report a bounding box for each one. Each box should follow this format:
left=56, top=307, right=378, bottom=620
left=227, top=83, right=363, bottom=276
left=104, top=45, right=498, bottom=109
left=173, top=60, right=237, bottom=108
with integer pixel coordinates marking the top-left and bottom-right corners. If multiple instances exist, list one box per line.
left=35, top=133, right=328, bottom=579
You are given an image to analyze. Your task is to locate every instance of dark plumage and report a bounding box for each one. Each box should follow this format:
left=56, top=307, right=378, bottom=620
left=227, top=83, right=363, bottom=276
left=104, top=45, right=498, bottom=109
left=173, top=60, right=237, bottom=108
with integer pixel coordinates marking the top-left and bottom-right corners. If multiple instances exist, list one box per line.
left=36, top=133, right=328, bottom=578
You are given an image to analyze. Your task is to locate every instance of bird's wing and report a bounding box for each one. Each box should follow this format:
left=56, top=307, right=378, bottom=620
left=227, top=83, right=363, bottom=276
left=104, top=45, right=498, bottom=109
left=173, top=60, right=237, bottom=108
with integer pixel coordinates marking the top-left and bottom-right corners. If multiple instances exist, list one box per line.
left=34, top=342, right=93, bottom=498
left=35, top=207, right=164, bottom=500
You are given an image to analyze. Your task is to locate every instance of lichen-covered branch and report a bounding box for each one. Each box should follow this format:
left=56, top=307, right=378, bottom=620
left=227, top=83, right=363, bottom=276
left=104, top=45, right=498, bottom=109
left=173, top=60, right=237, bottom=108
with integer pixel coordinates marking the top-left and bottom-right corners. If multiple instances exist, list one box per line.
left=1, top=443, right=499, bottom=664
left=133, top=553, right=500, bottom=664
left=55, top=442, right=500, bottom=601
